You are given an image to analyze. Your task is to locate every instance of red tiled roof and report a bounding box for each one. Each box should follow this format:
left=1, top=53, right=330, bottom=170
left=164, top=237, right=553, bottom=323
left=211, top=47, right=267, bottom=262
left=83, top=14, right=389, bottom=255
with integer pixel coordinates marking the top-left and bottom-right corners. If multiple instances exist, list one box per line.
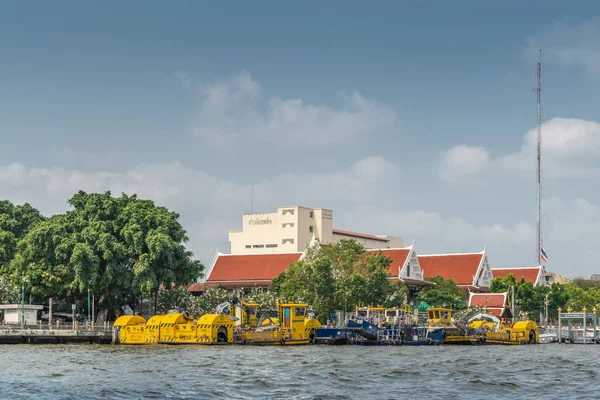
left=206, top=253, right=303, bottom=283
left=418, top=253, right=484, bottom=286
left=485, top=308, right=506, bottom=317
left=492, top=267, right=541, bottom=285
left=333, top=229, right=389, bottom=242
left=469, top=293, right=507, bottom=308
left=188, top=283, right=205, bottom=292
left=372, top=248, right=410, bottom=277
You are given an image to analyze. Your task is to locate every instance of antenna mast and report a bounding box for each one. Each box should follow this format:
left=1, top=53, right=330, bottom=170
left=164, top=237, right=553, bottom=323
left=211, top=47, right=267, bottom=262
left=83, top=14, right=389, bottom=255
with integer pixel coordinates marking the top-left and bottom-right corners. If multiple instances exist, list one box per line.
left=536, top=50, right=542, bottom=267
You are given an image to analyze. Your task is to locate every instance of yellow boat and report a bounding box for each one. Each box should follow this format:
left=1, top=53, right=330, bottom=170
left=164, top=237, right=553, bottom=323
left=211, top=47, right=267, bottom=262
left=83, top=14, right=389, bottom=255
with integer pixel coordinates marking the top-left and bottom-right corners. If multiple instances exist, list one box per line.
left=426, top=307, right=539, bottom=345
left=427, top=307, right=484, bottom=345
left=238, top=301, right=321, bottom=345
left=114, top=299, right=320, bottom=346
left=468, top=313, right=539, bottom=344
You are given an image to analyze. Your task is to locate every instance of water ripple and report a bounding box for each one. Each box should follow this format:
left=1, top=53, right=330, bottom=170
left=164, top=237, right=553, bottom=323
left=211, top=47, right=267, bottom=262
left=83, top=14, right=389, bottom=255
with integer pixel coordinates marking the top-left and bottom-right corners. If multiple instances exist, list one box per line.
left=1, top=344, right=600, bottom=399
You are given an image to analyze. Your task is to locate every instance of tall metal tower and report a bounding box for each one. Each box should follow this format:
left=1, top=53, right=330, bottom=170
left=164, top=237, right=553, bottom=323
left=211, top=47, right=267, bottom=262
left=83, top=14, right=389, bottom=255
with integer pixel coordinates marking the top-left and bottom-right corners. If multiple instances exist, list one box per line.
left=536, top=50, right=542, bottom=268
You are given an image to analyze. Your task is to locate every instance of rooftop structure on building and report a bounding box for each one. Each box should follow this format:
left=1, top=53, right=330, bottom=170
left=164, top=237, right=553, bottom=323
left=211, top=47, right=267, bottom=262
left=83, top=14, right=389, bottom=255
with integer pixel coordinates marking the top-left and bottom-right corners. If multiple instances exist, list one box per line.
left=418, top=250, right=492, bottom=292
left=591, top=274, right=600, bottom=281
left=228, top=205, right=404, bottom=255
left=491, top=266, right=545, bottom=287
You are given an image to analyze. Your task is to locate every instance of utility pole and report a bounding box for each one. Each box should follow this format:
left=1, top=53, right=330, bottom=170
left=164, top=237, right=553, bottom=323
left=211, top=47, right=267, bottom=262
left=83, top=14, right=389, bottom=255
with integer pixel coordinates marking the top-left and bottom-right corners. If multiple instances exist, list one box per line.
left=21, top=277, right=25, bottom=326
left=545, top=293, right=549, bottom=328
left=511, top=285, right=515, bottom=323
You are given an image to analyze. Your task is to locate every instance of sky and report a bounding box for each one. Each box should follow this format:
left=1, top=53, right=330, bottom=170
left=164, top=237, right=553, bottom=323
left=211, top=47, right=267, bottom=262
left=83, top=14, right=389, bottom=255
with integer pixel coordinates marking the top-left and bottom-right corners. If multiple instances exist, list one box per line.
left=1, top=1, right=600, bottom=278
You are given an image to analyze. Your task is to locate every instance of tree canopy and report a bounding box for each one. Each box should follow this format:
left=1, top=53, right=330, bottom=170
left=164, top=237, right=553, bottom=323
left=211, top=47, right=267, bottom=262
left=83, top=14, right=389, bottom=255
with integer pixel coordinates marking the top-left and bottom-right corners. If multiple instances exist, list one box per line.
left=414, top=275, right=467, bottom=309
left=487, top=274, right=600, bottom=321
left=6, top=191, right=203, bottom=315
left=0, top=200, right=44, bottom=273
left=269, top=239, right=407, bottom=322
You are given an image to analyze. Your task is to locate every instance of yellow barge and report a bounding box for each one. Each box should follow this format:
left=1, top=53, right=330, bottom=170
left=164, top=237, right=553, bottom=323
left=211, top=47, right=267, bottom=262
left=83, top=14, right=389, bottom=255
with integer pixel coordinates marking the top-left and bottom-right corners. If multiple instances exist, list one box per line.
left=113, top=300, right=320, bottom=346
left=427, top=307, right=539, bottom=345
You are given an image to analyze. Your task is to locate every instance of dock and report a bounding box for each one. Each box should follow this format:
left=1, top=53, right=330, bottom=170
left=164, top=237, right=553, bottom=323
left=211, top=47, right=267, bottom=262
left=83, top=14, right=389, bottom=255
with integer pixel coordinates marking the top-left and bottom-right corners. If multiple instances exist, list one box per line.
left=0, top=323, right=115, bottom=344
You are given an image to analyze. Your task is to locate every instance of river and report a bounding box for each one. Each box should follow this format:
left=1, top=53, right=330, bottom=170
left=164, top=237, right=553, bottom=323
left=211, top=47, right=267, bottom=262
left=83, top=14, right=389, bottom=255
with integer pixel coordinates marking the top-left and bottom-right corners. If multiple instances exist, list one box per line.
left=1, top=344, right=598, bottom=399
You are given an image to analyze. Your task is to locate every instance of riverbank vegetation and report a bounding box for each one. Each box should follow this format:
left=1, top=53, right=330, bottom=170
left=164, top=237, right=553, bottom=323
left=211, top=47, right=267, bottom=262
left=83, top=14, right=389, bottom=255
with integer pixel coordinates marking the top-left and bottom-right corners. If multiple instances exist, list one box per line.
left=268, top=240, right=407, bottom=322
left=0, top=192, right=203, bottom=321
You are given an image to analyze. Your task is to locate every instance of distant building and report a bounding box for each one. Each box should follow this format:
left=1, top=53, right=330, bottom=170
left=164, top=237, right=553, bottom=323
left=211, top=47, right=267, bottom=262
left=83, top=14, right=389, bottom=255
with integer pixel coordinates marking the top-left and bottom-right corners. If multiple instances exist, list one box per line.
left=228, top=205, right=403, bottom=255
left=591, top=274, right=600, bottom=281
left=544, top=271, right=571, bottom=285
left=491, top=266, right=545, bottom=287
left=418, top=250, right=493, bottom=292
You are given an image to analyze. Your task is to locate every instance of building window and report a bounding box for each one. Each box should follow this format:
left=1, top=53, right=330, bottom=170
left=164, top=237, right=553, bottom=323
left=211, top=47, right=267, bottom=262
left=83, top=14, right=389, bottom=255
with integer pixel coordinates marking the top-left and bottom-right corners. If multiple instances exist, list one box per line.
left=253, top=244, right=264, bottom=248
left=245, top=245, right=251, bottom=249
left=406, top=262, right=410, bottom=277
left=309, top=211, right=314, bottom=218
left=282, top=209, right=295, bottom=215
left=282, top=223, right=294, bottom=228
left=266, top=244, right=277, bottom=248
left=309, top=226, right=313, bottom=233
left=282, top=238, right=295, bottom=245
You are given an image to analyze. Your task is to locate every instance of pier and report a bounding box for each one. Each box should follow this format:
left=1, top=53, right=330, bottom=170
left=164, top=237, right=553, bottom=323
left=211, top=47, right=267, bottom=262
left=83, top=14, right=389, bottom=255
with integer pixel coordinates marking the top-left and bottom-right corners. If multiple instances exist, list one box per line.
left=0, top=322, right=115, bottom=344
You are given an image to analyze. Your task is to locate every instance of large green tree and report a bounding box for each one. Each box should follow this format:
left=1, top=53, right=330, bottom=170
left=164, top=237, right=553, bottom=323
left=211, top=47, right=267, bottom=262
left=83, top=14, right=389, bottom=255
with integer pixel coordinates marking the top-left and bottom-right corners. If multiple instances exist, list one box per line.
left=0, top=200, right=44, bottom=274
left=270, top=239, right=403, bottom=322
left=414, top=275, right=467, bottom=309
left=8, top=191, right=203, bottom=317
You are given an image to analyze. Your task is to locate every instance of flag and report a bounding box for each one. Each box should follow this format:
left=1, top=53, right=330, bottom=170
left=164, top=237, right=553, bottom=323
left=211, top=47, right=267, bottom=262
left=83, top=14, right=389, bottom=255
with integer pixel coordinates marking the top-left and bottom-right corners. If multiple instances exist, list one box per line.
left=540, top=242, right=548, bottom=262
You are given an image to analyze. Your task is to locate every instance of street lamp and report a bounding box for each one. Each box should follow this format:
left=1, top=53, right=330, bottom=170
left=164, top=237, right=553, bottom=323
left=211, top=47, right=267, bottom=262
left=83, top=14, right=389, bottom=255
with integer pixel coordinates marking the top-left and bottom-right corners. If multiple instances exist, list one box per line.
left=87, top=280, right=91, bottom=325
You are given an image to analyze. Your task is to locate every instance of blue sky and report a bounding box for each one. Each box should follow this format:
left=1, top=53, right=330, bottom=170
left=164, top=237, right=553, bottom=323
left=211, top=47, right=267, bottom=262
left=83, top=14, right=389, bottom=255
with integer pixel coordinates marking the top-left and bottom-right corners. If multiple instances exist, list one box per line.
left=1, top=1, right=600, bottom=277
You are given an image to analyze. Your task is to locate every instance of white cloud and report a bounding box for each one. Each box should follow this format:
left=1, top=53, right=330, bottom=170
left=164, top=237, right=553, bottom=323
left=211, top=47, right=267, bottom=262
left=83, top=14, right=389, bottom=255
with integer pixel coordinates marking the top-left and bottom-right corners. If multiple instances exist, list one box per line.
left=499, top=118, right=600, bottom=177
left=438, top=145, right=490, bottom=183
left=2, top=156, right=599, bottom=277
left=440, top=118, right=600, bottom=182
left=179, top=71, right=400, bottom=148
left=526, top=16, right=600, bottom=78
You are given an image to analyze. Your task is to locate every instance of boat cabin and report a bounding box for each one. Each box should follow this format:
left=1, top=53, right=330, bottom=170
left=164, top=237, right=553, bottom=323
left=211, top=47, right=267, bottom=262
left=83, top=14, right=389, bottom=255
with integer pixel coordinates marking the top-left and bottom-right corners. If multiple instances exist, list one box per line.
left=427, top=307, right=453, bottom=326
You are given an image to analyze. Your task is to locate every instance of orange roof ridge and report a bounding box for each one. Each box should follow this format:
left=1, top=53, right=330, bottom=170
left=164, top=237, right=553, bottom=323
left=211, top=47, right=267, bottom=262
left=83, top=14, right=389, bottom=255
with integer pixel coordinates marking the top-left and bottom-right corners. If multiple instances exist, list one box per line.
left=419, top=251, right=485, bottom=257
left=218, top=251, right=304, bottom=257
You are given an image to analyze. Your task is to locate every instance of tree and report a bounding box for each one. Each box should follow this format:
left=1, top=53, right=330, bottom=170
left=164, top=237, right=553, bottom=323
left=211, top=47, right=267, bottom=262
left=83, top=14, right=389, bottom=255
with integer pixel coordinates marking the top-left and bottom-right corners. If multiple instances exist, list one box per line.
left=415, top=276, right=467, bottom=309
left=0, top=276, right=18, bottom=304
left=489, top=274, right=518, bottom=293
left=269, top=239, right=400, bottom=322
left=0, top=200, right=44, bottom=274
left=8, top=191, right=203, bottom=318
left=156, top=285, right=195, bottom=314
left=199, top=287, right=232, bottom=313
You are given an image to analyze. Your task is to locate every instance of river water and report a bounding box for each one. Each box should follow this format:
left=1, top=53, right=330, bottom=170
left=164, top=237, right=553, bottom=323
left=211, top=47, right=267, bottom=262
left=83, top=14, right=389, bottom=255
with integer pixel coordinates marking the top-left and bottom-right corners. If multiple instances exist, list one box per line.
left=1, top=344, right=598, bottom=399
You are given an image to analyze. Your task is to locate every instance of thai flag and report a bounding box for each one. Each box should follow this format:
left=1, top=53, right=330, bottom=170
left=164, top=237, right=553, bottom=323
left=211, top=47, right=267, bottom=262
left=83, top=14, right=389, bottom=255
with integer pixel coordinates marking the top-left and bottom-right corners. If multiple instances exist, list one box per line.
left=540, top=243, right=548, bottom=262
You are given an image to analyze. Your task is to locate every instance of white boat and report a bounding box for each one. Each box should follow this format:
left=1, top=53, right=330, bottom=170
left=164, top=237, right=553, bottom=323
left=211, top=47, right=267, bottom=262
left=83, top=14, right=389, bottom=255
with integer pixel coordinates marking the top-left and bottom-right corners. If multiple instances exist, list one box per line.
left=538, top=332, right=558, bottom=344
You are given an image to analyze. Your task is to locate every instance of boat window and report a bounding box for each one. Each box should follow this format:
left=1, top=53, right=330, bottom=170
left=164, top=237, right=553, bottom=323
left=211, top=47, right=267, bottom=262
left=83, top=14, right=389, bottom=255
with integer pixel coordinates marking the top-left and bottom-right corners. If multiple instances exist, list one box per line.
left=247, top=306, right=257, bottom=316
left=440, top=311, right=448, bottom=320
left=295, top=307, right=305, bottom=317
left=434, top=311, right=440, bottom=319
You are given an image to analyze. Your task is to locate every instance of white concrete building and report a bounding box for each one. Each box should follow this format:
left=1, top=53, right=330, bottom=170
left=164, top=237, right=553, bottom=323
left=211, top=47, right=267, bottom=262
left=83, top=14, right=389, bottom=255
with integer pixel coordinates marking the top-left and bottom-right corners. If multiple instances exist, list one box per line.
left=0, top=304, right=43, bottom=325
left=228, top=205, right=404, bottom=254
